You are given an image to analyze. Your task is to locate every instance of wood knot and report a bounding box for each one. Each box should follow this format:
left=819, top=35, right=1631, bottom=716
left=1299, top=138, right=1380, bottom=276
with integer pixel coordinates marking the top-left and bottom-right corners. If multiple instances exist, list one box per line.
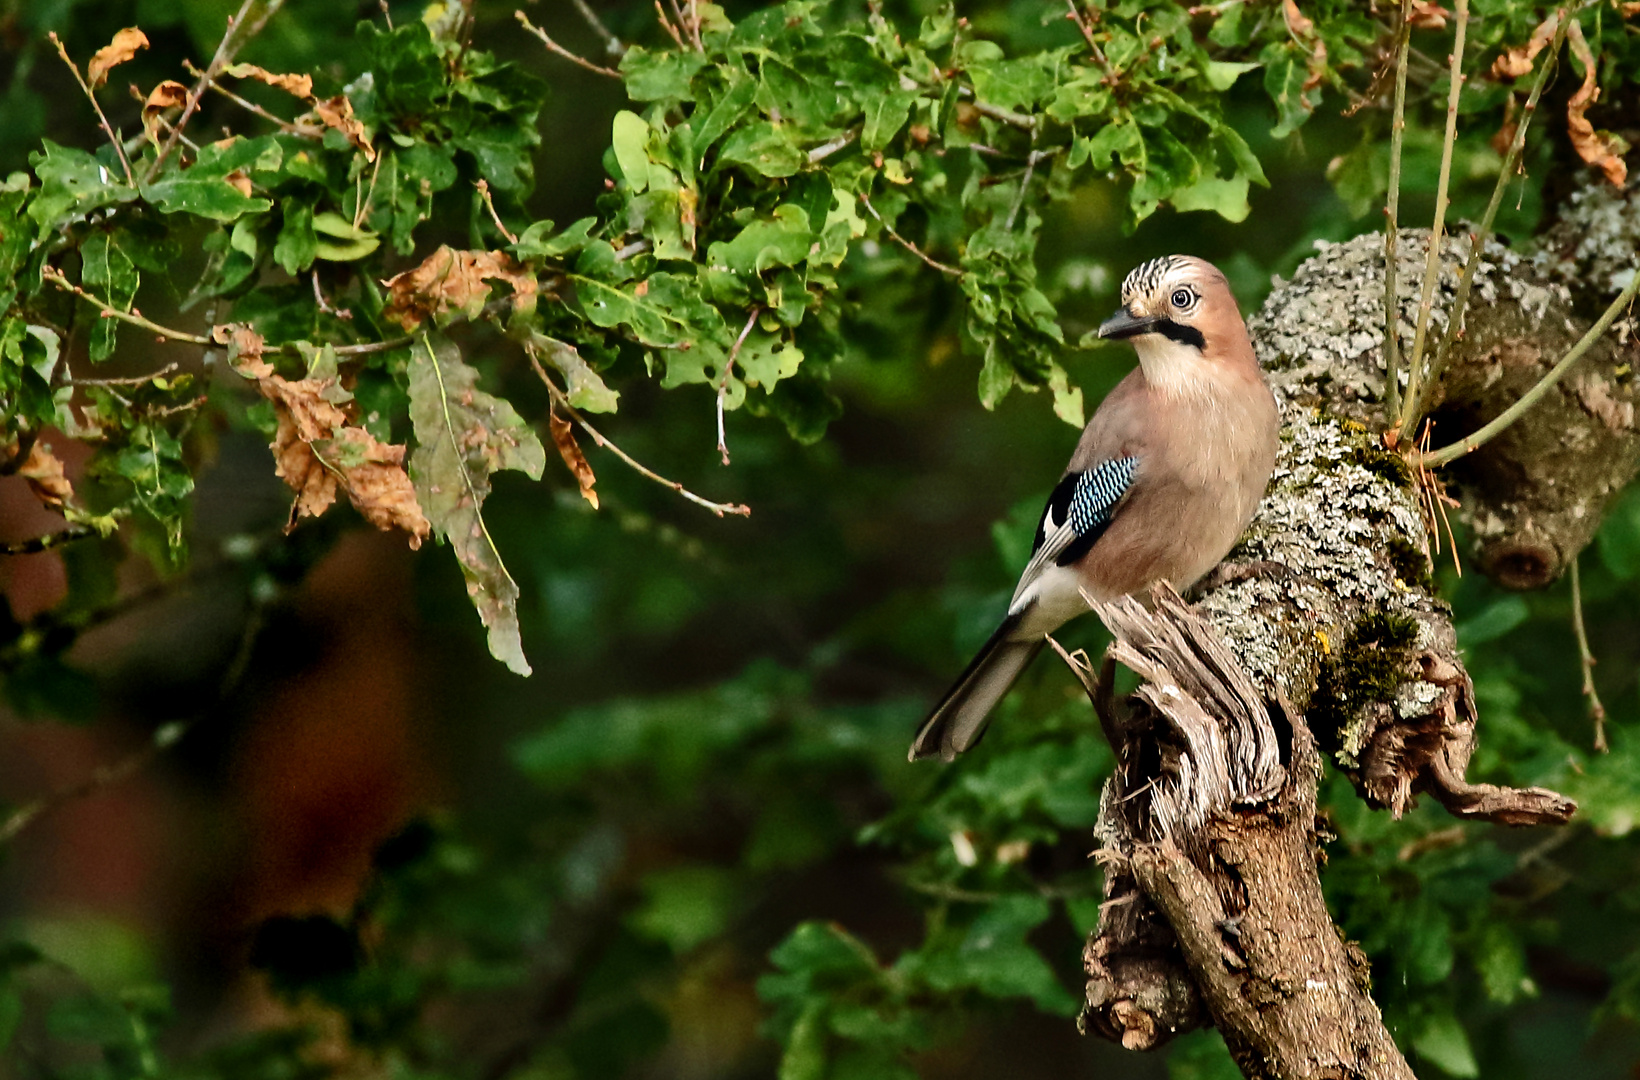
left=1478, top=538, right=1561, bottom=590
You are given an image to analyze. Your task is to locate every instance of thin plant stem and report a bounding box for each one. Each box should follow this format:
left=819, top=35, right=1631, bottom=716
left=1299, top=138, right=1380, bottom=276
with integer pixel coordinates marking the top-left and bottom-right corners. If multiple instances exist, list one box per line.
left=1407, top=10, right=1571, bottom=427
left=860, top=194, right=963, bottom=277
left=45, top=268, right=412, bottom=357
left=716, top=308, right=760, bottom=466
left=516, top=11, right=621, bottom=77
left=1382, top=0, right=1413, bottom=423
left=48, top=34, right=135, bottom=186
left=1398, top=0, right=1469, bottom=436
left=525, top=348, right=751, bottom=518
left=1570, top=556, right=1608, bottom=752
left=1004, top=145, right=1045, bottom=232
left=187, top=60, right=304, bottom=134
left=149, top=0, right=285, bottom=179
left=808, top=128, right=859, bottom=164
left=1422, top=266, right=1640, bottom=466
left=475, top=178, right=517, bottom=244
left=571, top=0, right=625, bottom=57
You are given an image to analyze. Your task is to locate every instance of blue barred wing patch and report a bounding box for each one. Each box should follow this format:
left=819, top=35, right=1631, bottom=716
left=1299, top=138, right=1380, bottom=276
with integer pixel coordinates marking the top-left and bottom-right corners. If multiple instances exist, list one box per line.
left=1035, top=455, right=1138, bottom=566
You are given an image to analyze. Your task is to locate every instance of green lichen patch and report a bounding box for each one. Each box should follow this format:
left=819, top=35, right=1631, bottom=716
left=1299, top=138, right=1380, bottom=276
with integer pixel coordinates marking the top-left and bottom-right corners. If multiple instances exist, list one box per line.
left=1309, top=611, right=1420, bottom=765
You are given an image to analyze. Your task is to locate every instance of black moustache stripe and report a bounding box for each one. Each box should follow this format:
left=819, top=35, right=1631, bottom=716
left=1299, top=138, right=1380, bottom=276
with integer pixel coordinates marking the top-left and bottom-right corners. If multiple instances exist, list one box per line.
left=1153, top=319, right=1205, bottom=350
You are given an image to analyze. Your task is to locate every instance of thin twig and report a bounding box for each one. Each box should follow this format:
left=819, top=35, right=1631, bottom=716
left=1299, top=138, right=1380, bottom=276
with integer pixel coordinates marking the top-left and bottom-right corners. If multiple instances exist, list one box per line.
left=808, top=128, right=859, bottom=164
left=1406, top=10, right=1571, bottom=426
left=67, top=363, right=179, bottom=387
left=958, top=88, right=1038, bottom=131
left=860, top=194, right=963, bottom=277
left=1398, top=0, right=1470, bottom=435
left=187, top=60, right=303, bottom=133
left=0, top=526, right=97, bottom=556
left=1570, top=556, right=1608, bottom=752
left=716, top=308, right=760, bottom=466
left=475, top=178, right=518, bottom=244
left=44, top=269, right=213, bottom=345
left=1423, top=267, right=1640, bottom=465
left=48, top=34, right=135, bottom=186
left=1065, top=0, right=1111, bottom=68
left=525, top=349, right=751, bottom=518
left=46, top=267, right=412, bottom=357
left=1004, top=146, right=1045, bottom=232
left=0, top=605, right=265, bottom=846
left=149, top=0, right=285, bottom=179
left=515, top=11, right=621, bottom=77
left=1381, top=0, right=1413, bottom=424
left=614, top=239, right=652, bottom=262
left=571, top=0, right=625, bottom=57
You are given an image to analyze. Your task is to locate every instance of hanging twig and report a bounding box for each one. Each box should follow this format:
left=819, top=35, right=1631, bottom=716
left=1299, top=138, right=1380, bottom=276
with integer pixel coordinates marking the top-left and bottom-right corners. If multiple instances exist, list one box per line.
left=525, top=349, right=751, bottom=518
left=1406, top=9, right=1571, bottom=427
left=717, top=308, right=760, bottom=466
left=1422, top=268, right=1640, bottom=466
left=1004, top=145, right=1047, bottom=232
left=571, top=0, right=626, bottom=58
left=475, top=179, right=518, bottom=244
left=149, top=0, right=286, bottom=179
left=516, top=11, right=621, bottom=78
left=1381, top=0, right=1413, bottom=424
left=1398, top=0, right=1470, bottom=435
left=859, top=194, right=963, bottom=277
left=186, top=60, right=304, bottom=134
left=1570, top=556, right=1608, bottom=752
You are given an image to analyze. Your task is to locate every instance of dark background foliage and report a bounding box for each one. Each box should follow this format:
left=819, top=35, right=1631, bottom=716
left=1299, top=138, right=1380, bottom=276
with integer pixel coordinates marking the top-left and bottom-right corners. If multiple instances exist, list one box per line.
left=1, top=0, right=1639, bottom=1078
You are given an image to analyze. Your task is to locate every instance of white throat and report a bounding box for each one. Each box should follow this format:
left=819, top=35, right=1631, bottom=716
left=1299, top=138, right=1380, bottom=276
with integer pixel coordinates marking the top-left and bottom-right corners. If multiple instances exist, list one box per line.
left=1132, top=334, right=1212, bottom=398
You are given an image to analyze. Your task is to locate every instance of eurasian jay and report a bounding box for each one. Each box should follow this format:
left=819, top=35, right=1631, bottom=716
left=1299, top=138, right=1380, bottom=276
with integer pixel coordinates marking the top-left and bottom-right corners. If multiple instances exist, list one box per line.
left=910, top=255, right=1280, bottom=762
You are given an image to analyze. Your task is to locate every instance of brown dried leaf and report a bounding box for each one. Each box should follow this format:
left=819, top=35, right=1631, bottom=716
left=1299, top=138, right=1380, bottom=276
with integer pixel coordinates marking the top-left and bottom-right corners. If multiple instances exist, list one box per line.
left=88, top=28, right=149, bottom=90
left=1622, top=1, right=1640, bottom=14
left=226, top=325, right=429, bottom=545
left=1490, top=12, right=1560, bottom=79
left=142, top=80, right=187, bottom=145
left=1566, top=20, right=1628, bottom=187
left=1490, top=92, right=1519, bottom=155
left=310, top=95, right=375, bottom=161
left=381, top=247, right=538, bottom=329
left=548, top=409, right=599, bottom=509
left=18, top=442, right=73, bottom=511
left=1281, top=0, right=1314, bottom=36
left=1407, top=0, right=1448, bottom=29
left=223, top=62, right=314, bottom=100
left=224, top=169, right=253, bottom=198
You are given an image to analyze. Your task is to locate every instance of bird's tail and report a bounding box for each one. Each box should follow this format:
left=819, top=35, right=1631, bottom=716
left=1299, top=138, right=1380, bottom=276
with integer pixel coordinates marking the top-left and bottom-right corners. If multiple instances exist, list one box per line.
left=909, top=618, right=1045, bottom=762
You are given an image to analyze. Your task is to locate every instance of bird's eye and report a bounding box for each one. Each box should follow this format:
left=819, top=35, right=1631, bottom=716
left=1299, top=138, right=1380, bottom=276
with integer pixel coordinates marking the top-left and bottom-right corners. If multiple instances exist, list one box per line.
left=1170, top=288, right=1194, bottom=309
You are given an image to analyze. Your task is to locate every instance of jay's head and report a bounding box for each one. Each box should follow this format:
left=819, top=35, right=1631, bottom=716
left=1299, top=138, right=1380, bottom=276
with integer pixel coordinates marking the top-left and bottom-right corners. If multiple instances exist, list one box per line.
left=1098, top=256, right=1252, bottom=390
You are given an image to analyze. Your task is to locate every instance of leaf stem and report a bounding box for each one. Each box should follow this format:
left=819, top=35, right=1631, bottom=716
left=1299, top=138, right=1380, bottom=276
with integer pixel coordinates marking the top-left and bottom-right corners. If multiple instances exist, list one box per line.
left=526, top=350, right=750, bottom=518
left=1421, top=265, right=1640, bottom=466
left=1570, top=555, right=1608, bottom=752
left=1398, top=0, right=1469, bottom=436
left=186, top=59, right=304, bottom=134
left=515, top=11, right=621, bottom=78
left=570, top=0, right=625, bottom=57
left=860, top=194, right=963, bottom=277
left=1381, top=0, right=1413, bottom=422
left=0, top=525, right=96, bottom=556
left=48, top=34, right=135, bottom=186
left=1407, top=9, right=1570, bottom=428
left=717, top=308, right=760, bottom=467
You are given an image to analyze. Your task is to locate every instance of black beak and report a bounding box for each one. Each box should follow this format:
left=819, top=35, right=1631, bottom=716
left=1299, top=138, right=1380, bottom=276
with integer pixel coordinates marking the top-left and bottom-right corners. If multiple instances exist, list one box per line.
left=1097, top=306, right=1162, bottom=340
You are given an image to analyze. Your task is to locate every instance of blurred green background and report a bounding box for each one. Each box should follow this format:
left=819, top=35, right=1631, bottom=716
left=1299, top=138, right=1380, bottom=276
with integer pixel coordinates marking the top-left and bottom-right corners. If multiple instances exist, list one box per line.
left=2, top=1, right=1640, bottom=1078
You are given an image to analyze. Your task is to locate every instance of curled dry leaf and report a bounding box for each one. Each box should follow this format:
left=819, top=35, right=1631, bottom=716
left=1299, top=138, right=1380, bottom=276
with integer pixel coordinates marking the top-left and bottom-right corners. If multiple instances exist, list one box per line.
left=1566, top=20, right=1628, bottom=187
left=223, top=62, right=314, bottom=100
left=548, top=409, right=599, bottom=509
left=1282, top=0, right=1328, bottom=92
left=1490, top=11, right=1560, bottom=79
left=219, top=322, right=430, bottom=545
left=142, top=80, right=188, bottom=145
left=17, top=442, right=74, bottom=511
left=382, top=247, right=538, bottom=329
left=1407, top=0, right=1449, bottom=29
left=1490, top=92, right=1519, bottom=155
left=88, top=27, right=149, bottom=90
left=308, top=95, right=375, bottom=161
left=224, top=169, right=253, bottom=198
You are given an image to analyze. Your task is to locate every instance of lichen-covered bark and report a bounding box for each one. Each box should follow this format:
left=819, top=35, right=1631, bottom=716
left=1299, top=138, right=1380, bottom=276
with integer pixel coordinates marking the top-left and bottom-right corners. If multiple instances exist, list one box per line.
left=1077, top=173, right=1636, bottom=1072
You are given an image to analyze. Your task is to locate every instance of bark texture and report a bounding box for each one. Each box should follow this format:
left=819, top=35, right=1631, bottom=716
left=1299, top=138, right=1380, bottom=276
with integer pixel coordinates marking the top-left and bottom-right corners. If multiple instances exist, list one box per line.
left=1076, top=172, right=1638, bottom=1073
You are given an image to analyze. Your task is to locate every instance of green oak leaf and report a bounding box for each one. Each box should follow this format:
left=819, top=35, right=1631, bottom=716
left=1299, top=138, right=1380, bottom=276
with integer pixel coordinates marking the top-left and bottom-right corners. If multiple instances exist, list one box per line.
left=407, top=335, right=545, bottom=676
